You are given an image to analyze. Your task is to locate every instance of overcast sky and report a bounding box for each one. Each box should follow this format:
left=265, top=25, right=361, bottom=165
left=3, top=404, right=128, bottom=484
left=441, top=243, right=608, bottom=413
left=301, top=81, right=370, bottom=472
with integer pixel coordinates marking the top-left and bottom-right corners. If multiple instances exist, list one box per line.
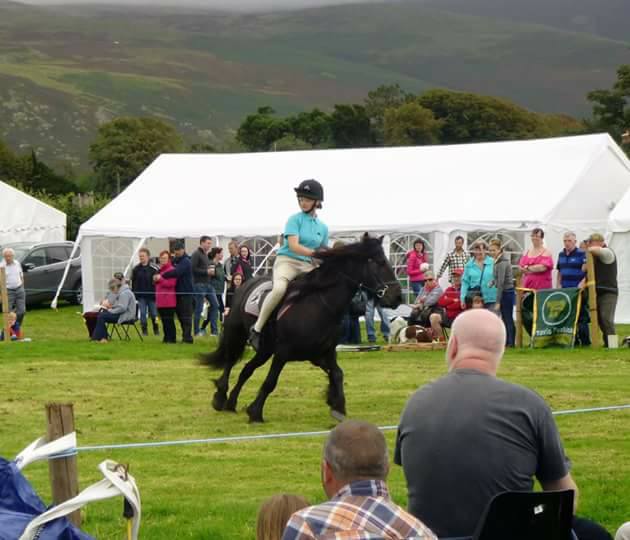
left=22, top=0, right=392, bottom=11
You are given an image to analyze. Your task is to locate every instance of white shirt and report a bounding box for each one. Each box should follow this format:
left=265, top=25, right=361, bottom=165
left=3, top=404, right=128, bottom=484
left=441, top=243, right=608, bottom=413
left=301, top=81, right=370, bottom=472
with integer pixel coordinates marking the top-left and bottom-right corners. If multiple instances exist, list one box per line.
left=0, top=260, right=23, bottom=289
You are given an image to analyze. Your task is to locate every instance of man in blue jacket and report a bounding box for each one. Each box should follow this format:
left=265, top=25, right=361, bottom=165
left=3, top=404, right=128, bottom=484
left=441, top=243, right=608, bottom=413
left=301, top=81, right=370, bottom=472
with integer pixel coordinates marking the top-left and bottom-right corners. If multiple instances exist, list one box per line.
left=157, top=241, right=194, bottom=343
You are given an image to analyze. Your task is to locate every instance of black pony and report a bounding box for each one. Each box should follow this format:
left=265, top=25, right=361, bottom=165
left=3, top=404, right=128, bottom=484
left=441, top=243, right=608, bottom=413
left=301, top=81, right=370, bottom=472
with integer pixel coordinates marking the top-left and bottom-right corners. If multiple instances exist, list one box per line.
left=199, top=234, right=402, bottom=423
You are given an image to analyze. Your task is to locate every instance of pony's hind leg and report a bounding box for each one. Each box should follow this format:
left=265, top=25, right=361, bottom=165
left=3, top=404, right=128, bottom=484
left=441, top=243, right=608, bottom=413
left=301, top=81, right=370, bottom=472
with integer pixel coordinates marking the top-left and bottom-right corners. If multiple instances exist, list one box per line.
left=212, top=366, right=233, bottom=411
left=246, top=355, right=287, bottom=423
left=225, top=350, right=272, bottom=412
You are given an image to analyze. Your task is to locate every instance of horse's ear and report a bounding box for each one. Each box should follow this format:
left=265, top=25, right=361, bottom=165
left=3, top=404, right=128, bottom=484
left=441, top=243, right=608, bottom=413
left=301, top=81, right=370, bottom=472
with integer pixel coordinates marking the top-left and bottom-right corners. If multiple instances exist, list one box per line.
left=362, top=232, right=370, bottom=241
left=378, top=235, right=384, bottom=244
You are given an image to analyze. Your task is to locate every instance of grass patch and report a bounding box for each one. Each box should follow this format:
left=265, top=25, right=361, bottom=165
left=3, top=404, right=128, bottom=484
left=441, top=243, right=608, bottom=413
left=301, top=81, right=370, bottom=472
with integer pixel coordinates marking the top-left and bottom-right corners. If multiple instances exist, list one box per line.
left=1, top=306, right=629, bottom=538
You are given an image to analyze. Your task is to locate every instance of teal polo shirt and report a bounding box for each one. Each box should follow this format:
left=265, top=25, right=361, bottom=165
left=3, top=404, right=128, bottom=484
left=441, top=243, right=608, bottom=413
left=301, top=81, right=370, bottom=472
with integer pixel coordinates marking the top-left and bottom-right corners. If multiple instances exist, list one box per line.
left=277, top=211, right=329, bottom=262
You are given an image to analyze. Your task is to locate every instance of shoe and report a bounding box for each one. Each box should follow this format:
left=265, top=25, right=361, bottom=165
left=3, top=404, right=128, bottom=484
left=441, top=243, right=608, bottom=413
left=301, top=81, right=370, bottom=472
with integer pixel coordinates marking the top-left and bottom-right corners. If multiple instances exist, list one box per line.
left=249, top=327, right=261, bottom=351
left=195, top=330, right=206, bottom=337
left=141, top=324, right=149, bottom=337
left=153, top=322, right=160, bottom=336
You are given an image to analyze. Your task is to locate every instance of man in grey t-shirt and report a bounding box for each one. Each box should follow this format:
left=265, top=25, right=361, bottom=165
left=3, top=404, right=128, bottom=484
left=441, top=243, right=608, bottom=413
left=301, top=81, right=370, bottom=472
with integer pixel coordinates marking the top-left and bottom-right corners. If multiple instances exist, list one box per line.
left=395, top=309, right=578, bottom=538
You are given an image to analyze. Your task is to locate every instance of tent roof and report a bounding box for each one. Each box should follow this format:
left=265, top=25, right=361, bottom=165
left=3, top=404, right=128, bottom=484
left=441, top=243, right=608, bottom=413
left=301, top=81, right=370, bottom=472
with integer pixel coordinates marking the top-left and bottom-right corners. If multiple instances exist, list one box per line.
left=609, top=186, right=630, bottom=232
left=0, top=180, right=66, bottom=237
left=79, top=133, right=630, bottom=239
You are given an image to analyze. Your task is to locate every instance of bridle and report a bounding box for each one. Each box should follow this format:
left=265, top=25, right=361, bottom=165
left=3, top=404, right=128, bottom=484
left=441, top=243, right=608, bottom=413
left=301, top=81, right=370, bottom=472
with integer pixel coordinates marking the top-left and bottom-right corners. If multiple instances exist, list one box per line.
left=338, top=258, right=398, bottom=299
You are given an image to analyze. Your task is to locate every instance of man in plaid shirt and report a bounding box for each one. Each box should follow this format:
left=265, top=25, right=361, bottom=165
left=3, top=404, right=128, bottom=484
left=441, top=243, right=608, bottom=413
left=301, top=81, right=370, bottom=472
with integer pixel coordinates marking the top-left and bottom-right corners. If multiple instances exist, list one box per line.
left=282, top=420, right=436, bottom=540
left=437, top=236, right=469, bottom=283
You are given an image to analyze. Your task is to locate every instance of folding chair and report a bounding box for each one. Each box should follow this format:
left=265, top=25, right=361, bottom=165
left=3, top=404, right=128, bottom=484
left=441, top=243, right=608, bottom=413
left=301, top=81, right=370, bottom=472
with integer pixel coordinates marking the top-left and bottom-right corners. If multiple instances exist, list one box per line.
left=108, top=319, right=144, bottom=342
left=473, top=490, right=575, bottom=540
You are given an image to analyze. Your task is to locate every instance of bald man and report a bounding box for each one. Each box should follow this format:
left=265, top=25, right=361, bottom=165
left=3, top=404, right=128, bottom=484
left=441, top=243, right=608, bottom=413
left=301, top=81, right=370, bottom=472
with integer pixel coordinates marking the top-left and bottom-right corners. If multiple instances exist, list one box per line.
left=395, top=309, right=578, bottom=538
left=283, top=420, right=436, bottom=540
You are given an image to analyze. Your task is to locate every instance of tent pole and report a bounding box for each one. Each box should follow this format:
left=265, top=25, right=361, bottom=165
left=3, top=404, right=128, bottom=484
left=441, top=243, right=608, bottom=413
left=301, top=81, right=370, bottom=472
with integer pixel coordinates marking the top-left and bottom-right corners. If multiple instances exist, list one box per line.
left=51, top=235, right=81, bottom=310
left=1, top=268, right=10, bottom=342
left=586, top=252, right=602, bottom=347
left=515, top=274, right=523, bottom=348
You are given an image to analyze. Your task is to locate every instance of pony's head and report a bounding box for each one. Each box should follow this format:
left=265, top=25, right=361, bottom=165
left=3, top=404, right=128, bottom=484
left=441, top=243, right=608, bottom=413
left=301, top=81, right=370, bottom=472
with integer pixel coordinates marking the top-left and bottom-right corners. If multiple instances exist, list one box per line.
left=319, top=233, right=402, bottom=308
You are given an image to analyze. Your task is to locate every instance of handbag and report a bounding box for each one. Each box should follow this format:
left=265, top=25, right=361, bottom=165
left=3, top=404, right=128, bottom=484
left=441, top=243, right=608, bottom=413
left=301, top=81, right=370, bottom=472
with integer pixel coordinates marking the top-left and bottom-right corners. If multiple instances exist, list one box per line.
left=465, top=263, right=486, bottom=304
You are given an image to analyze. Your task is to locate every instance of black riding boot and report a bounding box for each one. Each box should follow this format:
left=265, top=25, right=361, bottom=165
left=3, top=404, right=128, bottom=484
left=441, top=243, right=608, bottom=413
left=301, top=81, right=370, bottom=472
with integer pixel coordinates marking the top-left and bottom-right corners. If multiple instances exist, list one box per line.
left=141, top=323, right=148, bottom=337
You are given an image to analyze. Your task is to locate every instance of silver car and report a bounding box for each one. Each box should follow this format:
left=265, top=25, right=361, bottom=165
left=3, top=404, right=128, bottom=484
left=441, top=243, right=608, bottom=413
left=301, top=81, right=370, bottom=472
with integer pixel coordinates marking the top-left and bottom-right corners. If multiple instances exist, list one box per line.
left=2, top=241, right=82, bottom=306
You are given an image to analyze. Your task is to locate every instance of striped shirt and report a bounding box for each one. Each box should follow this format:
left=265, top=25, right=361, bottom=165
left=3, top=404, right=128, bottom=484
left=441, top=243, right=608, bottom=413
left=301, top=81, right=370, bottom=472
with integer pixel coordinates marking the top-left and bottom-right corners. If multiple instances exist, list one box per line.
left=282, top=480, right=437, bottom=540
left=437, top=250, right=469, bottom=282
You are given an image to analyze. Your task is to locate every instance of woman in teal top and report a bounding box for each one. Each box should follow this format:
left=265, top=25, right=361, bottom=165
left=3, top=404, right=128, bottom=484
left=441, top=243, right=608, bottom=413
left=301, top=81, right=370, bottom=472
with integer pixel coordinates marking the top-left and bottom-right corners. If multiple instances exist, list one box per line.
left=460, top=240, right=497, bottom=309
left=249, top=179, right=329, bottom=350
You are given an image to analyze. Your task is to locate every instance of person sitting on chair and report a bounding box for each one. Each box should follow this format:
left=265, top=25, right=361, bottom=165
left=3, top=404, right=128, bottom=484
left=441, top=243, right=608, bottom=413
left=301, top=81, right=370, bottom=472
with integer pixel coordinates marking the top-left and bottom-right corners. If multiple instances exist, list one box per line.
left=249, top=179, right=328, bottom=351
left=91, top=278, right=137, bottom=343
left=429, top=268, right=465, bottom=339
left=408, top=271, right=443, bottom=328
left=395, top=309, right=610, bottom=540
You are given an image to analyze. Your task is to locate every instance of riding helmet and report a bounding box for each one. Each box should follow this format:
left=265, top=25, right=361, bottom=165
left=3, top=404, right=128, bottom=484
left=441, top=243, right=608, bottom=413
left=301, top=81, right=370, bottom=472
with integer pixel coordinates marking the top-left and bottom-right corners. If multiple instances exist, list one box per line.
left=294, top=179, right=324, bottom=202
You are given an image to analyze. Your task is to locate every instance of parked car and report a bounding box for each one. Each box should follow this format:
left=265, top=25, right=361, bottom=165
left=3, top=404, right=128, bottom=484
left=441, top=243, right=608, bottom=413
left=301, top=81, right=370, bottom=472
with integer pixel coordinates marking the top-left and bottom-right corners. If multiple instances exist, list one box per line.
left=1, top=241, right=81, bottom=306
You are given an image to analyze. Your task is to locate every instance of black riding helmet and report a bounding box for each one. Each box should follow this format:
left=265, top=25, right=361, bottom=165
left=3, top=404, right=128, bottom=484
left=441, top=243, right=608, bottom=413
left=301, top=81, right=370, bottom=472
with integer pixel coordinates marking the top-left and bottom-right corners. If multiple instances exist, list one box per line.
left=294, top=179, right=324, bottom=209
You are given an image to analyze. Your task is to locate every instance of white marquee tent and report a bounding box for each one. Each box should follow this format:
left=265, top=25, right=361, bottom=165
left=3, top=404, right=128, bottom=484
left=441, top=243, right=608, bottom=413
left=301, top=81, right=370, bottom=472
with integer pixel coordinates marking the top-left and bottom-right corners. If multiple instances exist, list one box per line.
left=607, top=186, right=630, bottom=323
left=0, top=180, right=66, bottom=245
left=60, top=133, right=630, bottom=311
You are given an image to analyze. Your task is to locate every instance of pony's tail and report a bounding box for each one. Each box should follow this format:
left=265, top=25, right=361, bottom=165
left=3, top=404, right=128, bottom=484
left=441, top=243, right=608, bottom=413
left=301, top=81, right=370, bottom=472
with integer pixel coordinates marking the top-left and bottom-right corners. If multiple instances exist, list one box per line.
left=198, top=328, right=247, bottom=371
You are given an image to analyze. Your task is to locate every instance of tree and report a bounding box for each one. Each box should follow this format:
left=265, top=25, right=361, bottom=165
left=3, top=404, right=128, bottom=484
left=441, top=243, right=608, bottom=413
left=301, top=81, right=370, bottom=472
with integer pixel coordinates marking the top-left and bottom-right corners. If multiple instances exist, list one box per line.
left=364, top=84, right=414, bottom=143
left=271, top=134, right=314, bottom=151
left=587, top=65, right=630, bottom=153
left=329, top=104, right=373, bottom=148
left=383, top=102, right=442, bottom=146
left=288, top=109, right=332, bottom=147
left=89, top=117, right=184, bottom=196
left=417, top=89, right=548, bottom=144
left=189, top=142, right=216, bottom=153
left=236, top=107, right=289, bottom=151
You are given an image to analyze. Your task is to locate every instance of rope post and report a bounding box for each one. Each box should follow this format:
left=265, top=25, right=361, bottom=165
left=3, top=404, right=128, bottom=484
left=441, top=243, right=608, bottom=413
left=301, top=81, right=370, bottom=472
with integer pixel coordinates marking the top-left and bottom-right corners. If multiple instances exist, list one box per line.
left=46, top=403, right=81, bottom=527
left=1, top=268, right=10, bottom=343
left=515, top=274, right=523, bottom=348
left=586, top=252, right=602, bottom=348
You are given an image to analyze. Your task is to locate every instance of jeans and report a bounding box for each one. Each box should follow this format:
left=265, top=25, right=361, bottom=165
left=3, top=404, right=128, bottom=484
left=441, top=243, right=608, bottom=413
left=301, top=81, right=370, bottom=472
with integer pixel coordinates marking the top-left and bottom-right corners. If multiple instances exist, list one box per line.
left=137, top=297, right=157, bottom=327
left=193, top=283, right=219, bottom=335
left=365, top=298, right=390, bottom=342
left=7, top=286, right=26, bottom=325
left=92, top=311, right=120, bottom=341
left=410, top=281, right=424, bottom=299
left=500, top=289, right=515, bottom=347
left=340, top=313, right=361, bottom=344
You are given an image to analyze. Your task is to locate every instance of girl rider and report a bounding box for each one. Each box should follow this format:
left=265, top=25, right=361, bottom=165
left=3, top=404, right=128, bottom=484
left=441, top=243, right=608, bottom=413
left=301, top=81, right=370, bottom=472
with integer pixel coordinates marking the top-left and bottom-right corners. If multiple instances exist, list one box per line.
left=249, top=179, right=329, bottom=350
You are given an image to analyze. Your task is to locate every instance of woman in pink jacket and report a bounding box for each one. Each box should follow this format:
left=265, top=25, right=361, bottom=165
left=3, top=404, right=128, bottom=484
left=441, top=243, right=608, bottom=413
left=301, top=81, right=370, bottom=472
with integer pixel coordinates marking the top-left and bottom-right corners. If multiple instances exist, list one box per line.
left=407, top=239, right=428, bottom=297
left=155, top=250, right=178, bottom=343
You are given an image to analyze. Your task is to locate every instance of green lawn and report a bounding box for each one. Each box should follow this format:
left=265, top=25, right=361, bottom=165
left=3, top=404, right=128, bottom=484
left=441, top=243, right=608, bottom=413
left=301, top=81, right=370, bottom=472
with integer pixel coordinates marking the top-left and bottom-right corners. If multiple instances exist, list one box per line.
left=1, top=306, right=629, bottom=539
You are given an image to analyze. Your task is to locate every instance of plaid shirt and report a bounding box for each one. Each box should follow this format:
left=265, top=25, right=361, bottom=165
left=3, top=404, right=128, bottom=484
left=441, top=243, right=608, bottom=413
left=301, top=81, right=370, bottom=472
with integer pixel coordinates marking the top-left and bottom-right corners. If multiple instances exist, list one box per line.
left=437, top=250, right=469, bottom=282
left=282, top=480, right=436, bottom=540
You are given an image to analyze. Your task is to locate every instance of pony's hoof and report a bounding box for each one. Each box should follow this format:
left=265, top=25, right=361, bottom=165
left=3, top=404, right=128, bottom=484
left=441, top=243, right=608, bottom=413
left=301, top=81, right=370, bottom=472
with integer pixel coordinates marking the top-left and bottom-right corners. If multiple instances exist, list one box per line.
left=224, top=401, right=237, bottom=412
left=212, top=392, right=227, bottom=412
left=246, top=404, right=264, bottom=423
left=330, top=409, right=346, bottom=422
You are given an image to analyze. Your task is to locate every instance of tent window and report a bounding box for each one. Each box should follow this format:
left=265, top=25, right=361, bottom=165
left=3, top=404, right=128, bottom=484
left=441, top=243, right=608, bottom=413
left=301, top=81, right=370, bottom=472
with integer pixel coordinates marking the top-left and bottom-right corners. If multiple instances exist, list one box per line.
left=234, top=236, right=277, bottom=276
left=389, top=234, right=434, bottom=277
left=468, top=231, right=525, bottom=271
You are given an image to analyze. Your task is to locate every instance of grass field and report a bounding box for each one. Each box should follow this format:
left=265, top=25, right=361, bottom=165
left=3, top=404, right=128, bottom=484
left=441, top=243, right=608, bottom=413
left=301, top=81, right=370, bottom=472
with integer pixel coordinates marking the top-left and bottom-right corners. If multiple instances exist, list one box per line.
left=1, top=305, right=630, bottom=538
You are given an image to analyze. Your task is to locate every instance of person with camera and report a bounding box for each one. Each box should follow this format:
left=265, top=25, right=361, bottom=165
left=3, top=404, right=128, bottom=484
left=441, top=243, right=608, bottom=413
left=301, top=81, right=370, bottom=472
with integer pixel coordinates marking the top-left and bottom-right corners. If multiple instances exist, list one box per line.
left=460, top=239, right=496, bottom=310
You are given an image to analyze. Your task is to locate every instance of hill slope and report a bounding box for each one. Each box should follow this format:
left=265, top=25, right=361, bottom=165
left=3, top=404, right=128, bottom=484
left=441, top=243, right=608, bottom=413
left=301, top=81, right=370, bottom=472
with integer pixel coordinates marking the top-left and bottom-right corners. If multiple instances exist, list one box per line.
left=0, top=1, right=627, bottom=167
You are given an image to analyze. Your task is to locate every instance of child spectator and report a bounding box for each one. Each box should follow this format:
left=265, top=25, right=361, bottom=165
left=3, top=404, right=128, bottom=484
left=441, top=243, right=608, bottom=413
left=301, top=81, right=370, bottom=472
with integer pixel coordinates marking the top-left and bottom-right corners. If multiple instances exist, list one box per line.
left=224, top=273, right=244, bottom=317
left=1, top=312, right=23, bottom=341
left=256, top=494, right=309, bottom=540
left=471, top=295, right=484, bottom=309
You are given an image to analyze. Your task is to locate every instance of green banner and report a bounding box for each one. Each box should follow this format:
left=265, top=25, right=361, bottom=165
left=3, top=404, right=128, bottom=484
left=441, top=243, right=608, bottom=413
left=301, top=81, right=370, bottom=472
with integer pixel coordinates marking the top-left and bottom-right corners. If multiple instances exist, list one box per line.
left=531, top=288, right=581, bottom=348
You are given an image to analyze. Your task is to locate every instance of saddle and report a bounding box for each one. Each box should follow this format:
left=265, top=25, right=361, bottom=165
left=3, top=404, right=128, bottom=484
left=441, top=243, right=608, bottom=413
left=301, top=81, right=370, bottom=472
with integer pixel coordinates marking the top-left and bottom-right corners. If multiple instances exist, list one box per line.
left=243, top=279, right=299, bottom=320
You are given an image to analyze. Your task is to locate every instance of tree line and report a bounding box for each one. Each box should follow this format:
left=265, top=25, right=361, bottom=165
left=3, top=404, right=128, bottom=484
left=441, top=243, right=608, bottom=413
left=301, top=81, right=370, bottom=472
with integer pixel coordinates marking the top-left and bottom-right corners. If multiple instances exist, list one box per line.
left=1, top=65, right=628, bottom=239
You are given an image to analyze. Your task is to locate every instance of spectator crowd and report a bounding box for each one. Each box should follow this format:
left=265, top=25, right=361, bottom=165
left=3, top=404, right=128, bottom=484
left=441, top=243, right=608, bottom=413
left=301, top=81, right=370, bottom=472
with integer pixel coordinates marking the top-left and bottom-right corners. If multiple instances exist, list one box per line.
left=80, top=236, right=255, bottom=343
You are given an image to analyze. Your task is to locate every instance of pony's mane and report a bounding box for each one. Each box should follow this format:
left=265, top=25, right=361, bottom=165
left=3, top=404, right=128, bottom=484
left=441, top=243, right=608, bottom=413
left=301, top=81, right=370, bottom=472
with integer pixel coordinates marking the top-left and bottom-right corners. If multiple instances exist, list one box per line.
left=287, top=236, right=383, bottom=298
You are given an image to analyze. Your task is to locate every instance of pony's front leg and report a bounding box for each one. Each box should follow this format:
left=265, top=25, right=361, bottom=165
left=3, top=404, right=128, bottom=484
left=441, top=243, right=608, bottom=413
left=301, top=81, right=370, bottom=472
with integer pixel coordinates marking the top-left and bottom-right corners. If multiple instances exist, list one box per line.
left=246, top=355, right=287, bottom=423
left=322, top=349, right=346, bottom=421
left=225, top=350, right=272, bottom=412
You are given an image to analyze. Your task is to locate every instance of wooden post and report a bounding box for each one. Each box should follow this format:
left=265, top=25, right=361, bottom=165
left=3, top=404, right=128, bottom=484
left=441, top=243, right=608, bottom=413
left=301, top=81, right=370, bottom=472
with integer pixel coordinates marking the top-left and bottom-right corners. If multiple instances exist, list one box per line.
left=1, top=268, right=10, bottom=343
left=515, top=274, right=523, bottom=348
left=46, top=403, right=81, bottom=526
left=586, top=252, right=602, bottom=347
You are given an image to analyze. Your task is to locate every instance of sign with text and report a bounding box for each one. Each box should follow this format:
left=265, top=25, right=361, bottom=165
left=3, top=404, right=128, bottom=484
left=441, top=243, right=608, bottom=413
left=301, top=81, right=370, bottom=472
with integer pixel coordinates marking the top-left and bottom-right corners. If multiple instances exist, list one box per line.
left=531, top=288, right=581, bottom=348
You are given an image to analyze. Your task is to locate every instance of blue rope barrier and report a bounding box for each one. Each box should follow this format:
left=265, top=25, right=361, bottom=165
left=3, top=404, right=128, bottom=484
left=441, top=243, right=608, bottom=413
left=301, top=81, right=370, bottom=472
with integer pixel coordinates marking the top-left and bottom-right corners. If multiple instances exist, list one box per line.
left=48, top=404, right=630, bottom=460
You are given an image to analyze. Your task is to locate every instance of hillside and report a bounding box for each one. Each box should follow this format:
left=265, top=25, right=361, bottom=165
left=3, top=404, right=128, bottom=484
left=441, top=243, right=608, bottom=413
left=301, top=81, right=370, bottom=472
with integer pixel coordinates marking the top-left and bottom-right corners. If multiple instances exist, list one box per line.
left=0, top=0, right=627, bottom=167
